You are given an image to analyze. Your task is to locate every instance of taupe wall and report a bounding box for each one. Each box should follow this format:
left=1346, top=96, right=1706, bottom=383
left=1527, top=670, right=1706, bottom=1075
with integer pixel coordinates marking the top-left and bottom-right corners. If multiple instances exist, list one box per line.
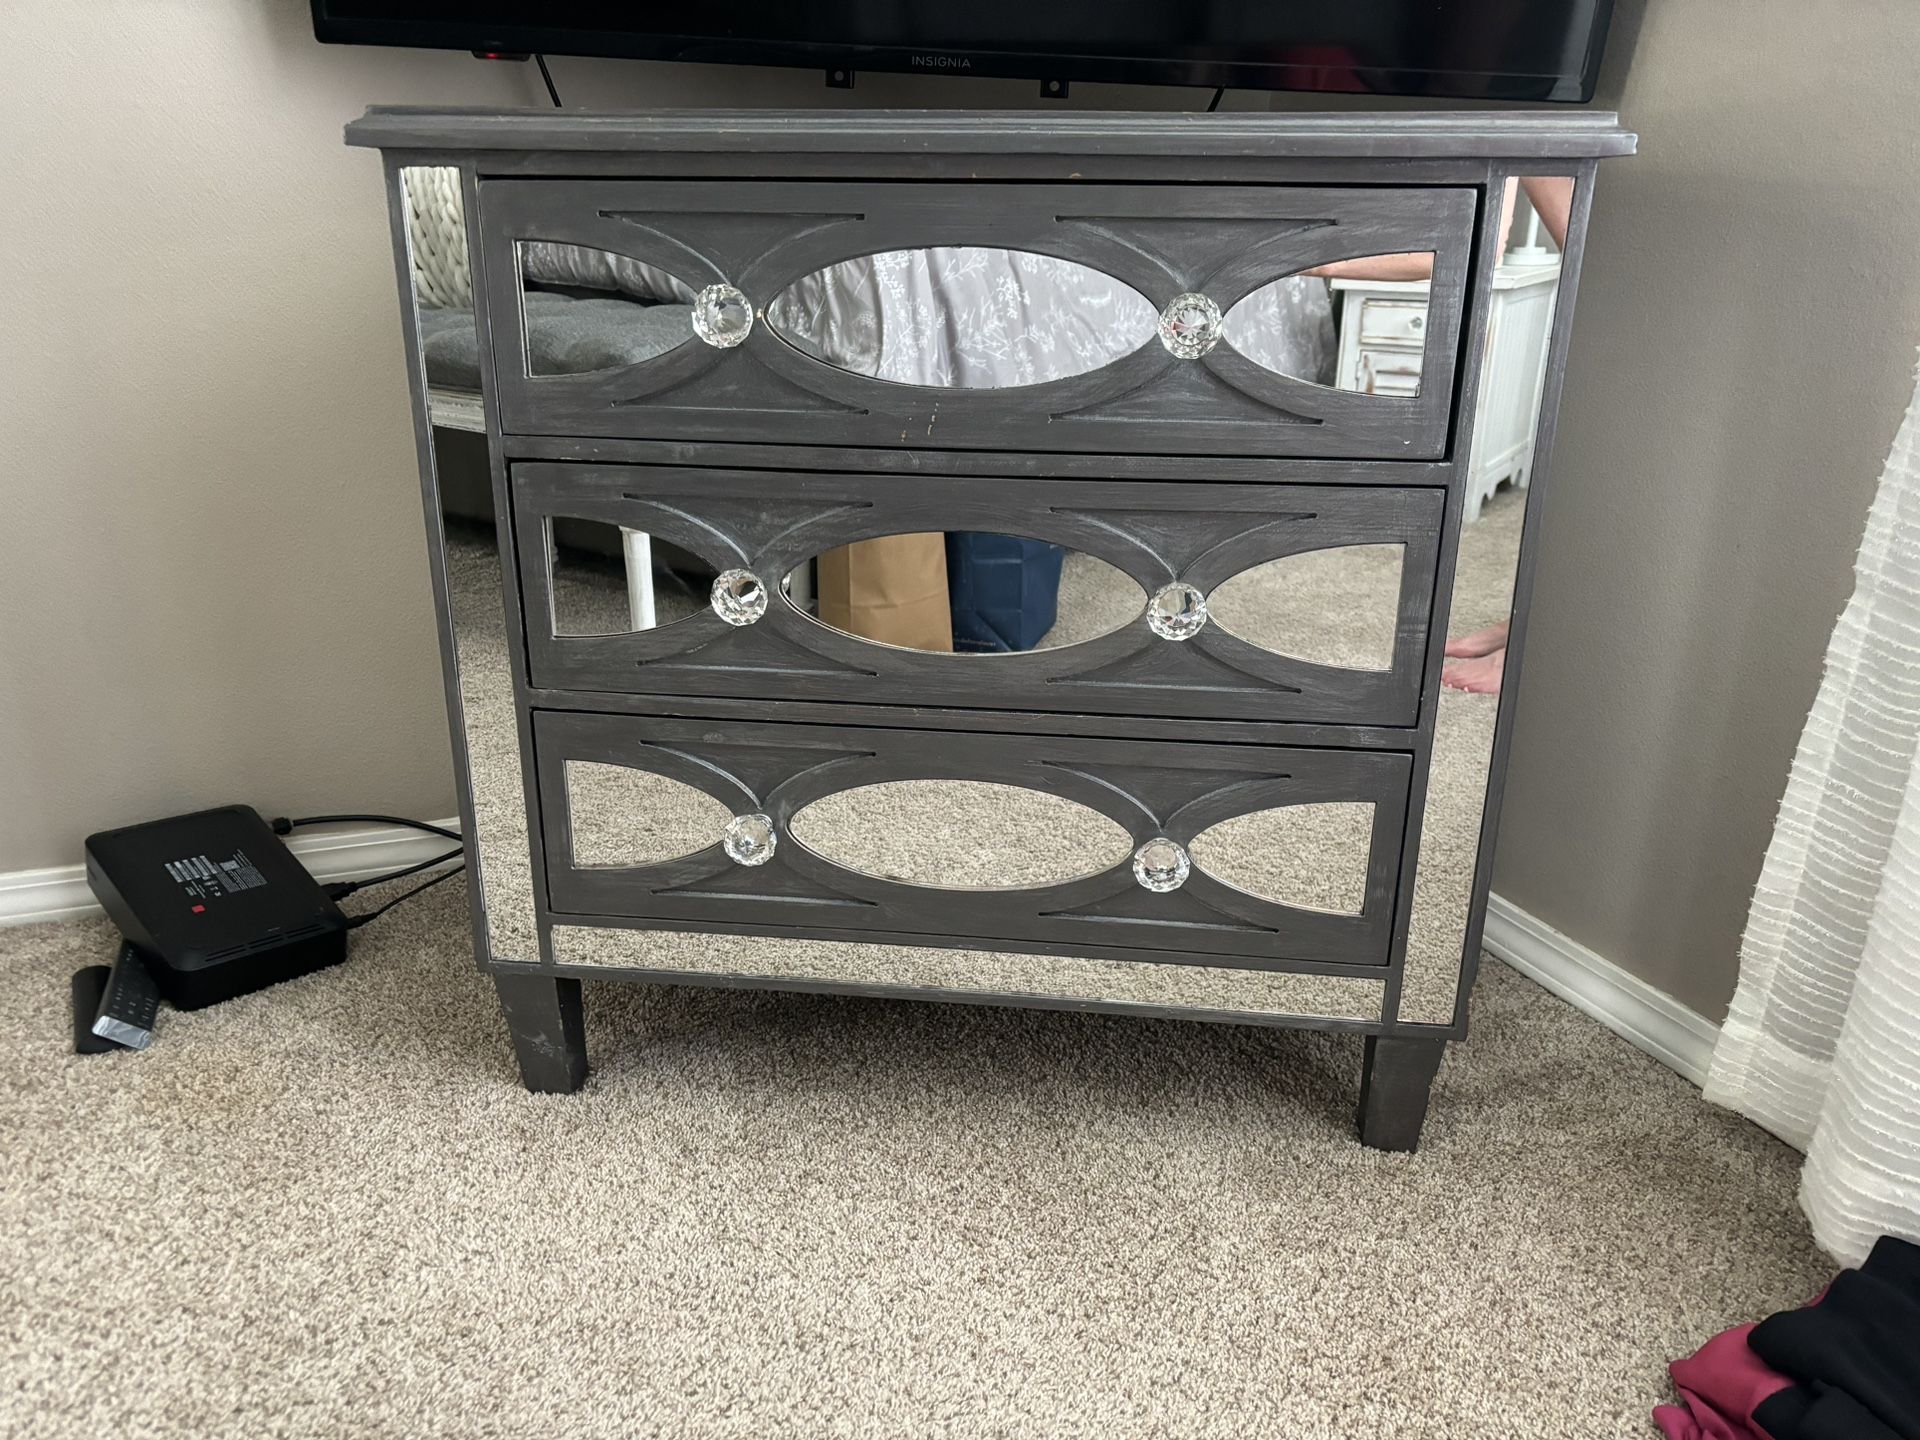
left=5, top=3, right=1912, bottom=1026
left=0, top=5, right=518, bottom=870
left=1493, top=0, right=1920, bottom=1019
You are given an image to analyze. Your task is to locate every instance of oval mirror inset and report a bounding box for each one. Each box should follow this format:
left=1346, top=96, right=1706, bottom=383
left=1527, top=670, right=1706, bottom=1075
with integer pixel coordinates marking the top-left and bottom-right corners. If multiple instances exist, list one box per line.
left=787, top=537, right=1143, bottom=656
left=513, top=241, right=700, bottom=377
left=1209, top=544, right=1404, bottom=671
left=1219, top=255, right=1436, bottom=393
left=1190, top=803, right=1375, bottom=915
left=790, top=780, right=1131, bottom=890
left=765, top=249, right=1156, bottom=387
left=566, top=761, right=732, bottom=869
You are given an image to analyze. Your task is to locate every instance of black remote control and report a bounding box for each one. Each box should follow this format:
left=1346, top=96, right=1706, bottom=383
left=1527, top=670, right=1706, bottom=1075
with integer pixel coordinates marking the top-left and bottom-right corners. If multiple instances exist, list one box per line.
left=71, top=966, right=119, bottom=1055
left=93, top=942, right=161, bottom=1050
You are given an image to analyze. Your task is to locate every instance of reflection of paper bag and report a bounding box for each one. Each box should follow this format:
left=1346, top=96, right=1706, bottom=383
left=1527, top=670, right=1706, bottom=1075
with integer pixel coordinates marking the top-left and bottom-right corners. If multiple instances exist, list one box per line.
left=817, top=534, right=953, bottom=653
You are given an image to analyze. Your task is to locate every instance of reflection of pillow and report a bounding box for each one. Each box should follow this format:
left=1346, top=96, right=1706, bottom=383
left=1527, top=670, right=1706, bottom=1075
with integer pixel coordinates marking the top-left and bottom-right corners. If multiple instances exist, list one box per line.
left=521, top=241, right=697, bottom=304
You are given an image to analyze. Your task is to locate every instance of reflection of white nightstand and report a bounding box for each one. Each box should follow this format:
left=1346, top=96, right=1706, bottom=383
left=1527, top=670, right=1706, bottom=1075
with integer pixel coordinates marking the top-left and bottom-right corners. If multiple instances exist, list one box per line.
left=1333, top=260, right=1561, bottom=521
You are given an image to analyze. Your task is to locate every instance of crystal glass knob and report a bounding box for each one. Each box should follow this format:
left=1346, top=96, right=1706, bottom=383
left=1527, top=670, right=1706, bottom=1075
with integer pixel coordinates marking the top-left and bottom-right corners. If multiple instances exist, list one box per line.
left=692, top=283, right=754, bottom=348
left=1133, top=837, right=1190, bottom=893
left=711, top=569, right=768, bottom=626
left=723, top=812, right=777, bottom=867
left=1147, top=582, right=1208, bottom=641
left=1157, top=292, right=1222, bottom=359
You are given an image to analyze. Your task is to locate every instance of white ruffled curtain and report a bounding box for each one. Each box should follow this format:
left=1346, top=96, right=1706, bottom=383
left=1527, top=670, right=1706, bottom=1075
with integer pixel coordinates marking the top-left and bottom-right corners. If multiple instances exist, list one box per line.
left=1705, top=356, right=1920, bottom=1263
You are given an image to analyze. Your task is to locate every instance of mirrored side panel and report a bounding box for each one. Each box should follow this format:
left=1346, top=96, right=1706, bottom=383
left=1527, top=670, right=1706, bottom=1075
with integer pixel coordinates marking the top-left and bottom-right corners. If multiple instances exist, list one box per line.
left=1399, top=176, right=1573, bottom=1025
left=398, top=164, right=540, bottom=964
left=550, top=926, right=1387, bottom=1023
left=403, top=165, right=485, bottom=427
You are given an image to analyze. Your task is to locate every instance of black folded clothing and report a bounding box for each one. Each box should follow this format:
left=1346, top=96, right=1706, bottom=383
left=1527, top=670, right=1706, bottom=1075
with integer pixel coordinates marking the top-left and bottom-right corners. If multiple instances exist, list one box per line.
left=1751, top=1235, right=1920, bottom=1440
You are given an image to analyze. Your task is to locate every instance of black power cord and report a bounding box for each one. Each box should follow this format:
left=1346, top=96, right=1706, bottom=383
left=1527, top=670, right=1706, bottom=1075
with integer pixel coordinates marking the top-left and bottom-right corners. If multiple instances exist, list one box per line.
left=273, top=813, right=460, bottom=843
left=271, top=815, right=466, bottom=928
left=535, top=53, right=563, bottom=108
left=1206, top=85, right=1226, bottom=112
left=324, top=847, right=465, bottom=902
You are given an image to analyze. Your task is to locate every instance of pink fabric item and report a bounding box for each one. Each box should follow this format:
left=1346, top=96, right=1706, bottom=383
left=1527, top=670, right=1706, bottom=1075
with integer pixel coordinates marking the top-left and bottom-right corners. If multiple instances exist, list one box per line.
left=1652, top=1323, right=1791, bottom=1440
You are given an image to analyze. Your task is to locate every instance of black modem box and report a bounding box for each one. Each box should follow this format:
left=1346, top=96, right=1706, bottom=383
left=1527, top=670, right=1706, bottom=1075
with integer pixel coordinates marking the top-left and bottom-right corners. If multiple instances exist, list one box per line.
left=84, top=805, right=349, bottom=1009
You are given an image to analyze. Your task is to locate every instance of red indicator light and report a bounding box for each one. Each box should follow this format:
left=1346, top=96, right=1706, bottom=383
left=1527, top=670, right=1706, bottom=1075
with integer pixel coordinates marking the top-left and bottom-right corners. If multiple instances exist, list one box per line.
left=191, top=904, right=206, bottom=914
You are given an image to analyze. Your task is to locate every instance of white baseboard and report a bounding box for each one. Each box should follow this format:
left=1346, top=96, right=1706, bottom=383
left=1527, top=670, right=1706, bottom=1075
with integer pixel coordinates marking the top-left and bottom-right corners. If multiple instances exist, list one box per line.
left=0, top=819, right=463, bottom=928
left=1483, top=892, right=1719, bottom=1087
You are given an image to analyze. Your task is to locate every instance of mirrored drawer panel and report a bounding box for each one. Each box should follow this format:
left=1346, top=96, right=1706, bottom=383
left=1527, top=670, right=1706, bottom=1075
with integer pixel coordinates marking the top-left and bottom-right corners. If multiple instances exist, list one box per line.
left=513, top=463, right=1445, bottom=726
left=477, top=180, right=1476, bottom=458
left=535, top=711, right=1411, bottom=969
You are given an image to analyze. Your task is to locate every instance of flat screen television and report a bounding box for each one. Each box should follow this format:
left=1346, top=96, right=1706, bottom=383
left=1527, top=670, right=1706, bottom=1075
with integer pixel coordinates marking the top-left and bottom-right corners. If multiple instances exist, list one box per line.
left=310, top=2, right=1615, bottom=104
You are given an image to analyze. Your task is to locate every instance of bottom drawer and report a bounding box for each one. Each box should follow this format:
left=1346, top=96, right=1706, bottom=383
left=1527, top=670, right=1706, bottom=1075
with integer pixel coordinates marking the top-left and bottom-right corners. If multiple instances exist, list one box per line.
left=534, top=711, right=1410, bottom=969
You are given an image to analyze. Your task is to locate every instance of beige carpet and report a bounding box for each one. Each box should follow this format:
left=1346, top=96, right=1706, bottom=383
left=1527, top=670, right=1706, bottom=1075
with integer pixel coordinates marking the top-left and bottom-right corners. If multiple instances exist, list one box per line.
left=2, top=881, right=1829, bottom=1438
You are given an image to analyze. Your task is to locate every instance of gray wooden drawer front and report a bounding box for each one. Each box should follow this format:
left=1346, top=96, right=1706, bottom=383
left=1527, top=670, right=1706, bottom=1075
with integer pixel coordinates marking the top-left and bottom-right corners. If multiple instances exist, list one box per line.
left=513, top=462, right=1444, bottom=726
left=477, top=180, right=1476, bottom=458
left=535, top=711, right=1411, bottom=968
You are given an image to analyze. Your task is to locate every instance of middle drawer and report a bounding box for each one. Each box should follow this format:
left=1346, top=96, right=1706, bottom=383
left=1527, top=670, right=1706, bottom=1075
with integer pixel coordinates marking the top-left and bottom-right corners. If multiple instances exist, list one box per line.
left=512, top=462, right=1444, bottom=726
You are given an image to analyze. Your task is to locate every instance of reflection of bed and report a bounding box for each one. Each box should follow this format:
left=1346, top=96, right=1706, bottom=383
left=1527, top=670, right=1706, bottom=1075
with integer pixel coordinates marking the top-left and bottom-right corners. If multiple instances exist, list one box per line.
left=421, top=292, right=692, bottom=406
left=408, top=166, right=699, bottom=431
left=408, top=166, right=701, bottom=627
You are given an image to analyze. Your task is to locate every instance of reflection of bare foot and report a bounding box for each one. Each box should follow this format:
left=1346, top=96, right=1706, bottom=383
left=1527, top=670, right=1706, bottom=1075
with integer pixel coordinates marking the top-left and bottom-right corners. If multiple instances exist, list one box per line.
left=1443, top=648, right=1505, bottom=694
left=1445, top=621, right=1509, bottom=659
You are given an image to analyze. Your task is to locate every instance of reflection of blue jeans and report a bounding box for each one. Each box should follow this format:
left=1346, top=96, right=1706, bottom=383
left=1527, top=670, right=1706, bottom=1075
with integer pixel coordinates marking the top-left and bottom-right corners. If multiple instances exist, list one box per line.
left=945, top=533, right=1066, bottom=653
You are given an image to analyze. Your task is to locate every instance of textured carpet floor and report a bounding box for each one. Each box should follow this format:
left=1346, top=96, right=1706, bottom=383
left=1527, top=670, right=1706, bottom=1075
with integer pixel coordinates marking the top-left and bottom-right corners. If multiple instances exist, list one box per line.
left=2, top=880, right=1829, bottom=1439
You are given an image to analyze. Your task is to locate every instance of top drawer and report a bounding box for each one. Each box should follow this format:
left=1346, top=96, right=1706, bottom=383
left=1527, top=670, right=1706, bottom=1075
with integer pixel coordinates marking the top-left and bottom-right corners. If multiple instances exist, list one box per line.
left=476, top=180, right=1477, bottom=459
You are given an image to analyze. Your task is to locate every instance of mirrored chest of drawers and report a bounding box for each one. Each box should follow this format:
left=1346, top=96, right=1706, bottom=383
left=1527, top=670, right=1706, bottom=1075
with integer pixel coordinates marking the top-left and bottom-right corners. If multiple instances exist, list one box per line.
left=349, top=108, right=1633, bottom=1150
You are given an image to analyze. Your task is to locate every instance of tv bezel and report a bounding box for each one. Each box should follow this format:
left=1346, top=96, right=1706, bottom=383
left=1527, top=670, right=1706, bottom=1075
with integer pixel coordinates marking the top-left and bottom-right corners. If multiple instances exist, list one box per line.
left=309, top=4, right=1614, bottom=105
